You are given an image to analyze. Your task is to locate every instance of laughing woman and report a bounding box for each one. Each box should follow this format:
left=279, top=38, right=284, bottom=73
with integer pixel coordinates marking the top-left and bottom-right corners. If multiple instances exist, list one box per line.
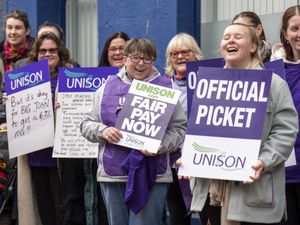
left=182, top=23, right=298, bottom=225
left=81, top=38, right=186, bottom=225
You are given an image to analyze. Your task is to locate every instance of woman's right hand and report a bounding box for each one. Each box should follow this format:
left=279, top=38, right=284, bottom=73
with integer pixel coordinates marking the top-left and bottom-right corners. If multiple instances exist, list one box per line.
left=101, top=127, right=123, bottom=143
left=176, top=158, right=191, bottom=180
left=2, top=93, right=7, bottom=106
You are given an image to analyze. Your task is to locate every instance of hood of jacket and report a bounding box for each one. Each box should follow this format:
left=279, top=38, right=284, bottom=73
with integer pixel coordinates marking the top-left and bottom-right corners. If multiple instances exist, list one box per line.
left=271, top=43, right=300, bottom=64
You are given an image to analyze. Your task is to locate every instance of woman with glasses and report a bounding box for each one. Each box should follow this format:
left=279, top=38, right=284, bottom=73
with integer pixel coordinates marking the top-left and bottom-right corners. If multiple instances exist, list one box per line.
left=81, top=38, right=186, bottom=225
left=232, top=11, right=272, bottom=63
left=20, top=32, right=73, bottom=225
left=165, top=32, right=204, bottom=225
left=84, top=32, right=130, bottom=225
left=98, top=32, right=130, bottom=67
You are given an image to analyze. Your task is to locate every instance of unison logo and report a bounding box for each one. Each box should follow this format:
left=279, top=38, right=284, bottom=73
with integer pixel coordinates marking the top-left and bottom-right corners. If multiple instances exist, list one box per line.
left=8, top=71, right=43, bottom=90
left=125, top=134, right=145, bottom=147
left=192, top=142, right=246, bottom=170
left=64, top=69, right=106, bottom=90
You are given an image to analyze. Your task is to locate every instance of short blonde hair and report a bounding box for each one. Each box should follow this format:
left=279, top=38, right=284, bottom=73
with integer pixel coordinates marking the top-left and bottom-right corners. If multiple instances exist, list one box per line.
left=165, top=33, right=203, bottom=76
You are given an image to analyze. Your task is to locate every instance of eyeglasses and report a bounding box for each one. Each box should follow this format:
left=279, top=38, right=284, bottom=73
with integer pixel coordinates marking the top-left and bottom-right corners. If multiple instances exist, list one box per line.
left=127, top=55, right=153, bottom=64
left=109, top=47, right=125, bottom=53
left=38, top=48, right=58, bottom=55
left=170, top=49, right=192, bottom=59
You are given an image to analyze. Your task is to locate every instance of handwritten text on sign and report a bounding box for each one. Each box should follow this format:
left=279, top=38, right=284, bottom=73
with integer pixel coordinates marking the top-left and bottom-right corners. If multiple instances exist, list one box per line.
left=53, top=67, right=118, bottom=158
left=5, top=59, right=54, bottom=158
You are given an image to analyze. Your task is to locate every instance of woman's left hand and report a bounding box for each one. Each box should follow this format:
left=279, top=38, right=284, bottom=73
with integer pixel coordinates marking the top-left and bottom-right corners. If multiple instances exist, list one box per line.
left=140, top=145, right=162, bottom=157
left=243, top=159, right=264, bottom=184
left=54, top=102, right=61, bottom=109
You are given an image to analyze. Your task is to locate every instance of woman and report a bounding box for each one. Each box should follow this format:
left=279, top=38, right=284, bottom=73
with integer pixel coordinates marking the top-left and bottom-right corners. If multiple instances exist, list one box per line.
left=98, top=31, right=130, bottom=67
left=271, top=5, right=300, bottom=225
left=81, top=38, right=186, bottom=225
left=232, top=11, right=271, bottom=63
left=85, top=31, right=129, bottom=225
left=180, top=23, right=298, bottom=225
left=165, top=33, right=203, bottom=225
left=24, top=32, right=73, bottom=225
left=0, top=10, right=34, bottom=73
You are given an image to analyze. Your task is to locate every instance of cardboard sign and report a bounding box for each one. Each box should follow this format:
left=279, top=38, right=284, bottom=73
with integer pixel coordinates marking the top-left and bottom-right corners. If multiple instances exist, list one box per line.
left=114, top=79, right=181, bottom=153
left=179, top=67, right=272, bottom=181
left=53, top=67, right=118, bottom=158
left=5, top=59, right=54, bottom=158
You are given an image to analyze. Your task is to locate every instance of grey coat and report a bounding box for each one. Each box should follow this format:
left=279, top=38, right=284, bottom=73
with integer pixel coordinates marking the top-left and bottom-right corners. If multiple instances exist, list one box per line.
left=80, top=67, right=187, bottom=183
left=190, top=73, right=298, bottom=223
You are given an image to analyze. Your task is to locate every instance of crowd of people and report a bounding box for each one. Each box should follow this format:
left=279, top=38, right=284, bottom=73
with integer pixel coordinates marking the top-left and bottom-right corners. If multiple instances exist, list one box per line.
left=0, top=5, right=299, bottom=225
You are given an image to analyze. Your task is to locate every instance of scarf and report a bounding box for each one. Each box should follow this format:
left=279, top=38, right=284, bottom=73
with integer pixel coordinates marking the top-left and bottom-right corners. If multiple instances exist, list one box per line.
left=3, top=36, right=33, bottom=72
left=121, top=150, right=157, bottom=214
left=175, top=72, right=187, bottom=81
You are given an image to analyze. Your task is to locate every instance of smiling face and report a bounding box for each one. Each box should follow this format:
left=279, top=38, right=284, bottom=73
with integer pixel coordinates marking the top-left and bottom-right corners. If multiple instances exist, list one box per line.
left=38, top=39, right=60, bottom=72
left=5, top=18, right=30, bottom=49
left=220, top=24, right=257, bottom=69
left=170, top=47, right=196, bottom=76
left=124, top=51, right=153, bottom=80
left=108, top=37, right=126, bottom=68
left=284, top=15, right=300, bottom=61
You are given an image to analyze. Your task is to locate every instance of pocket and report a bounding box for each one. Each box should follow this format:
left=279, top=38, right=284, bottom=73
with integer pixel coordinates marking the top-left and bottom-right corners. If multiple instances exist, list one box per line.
left=245, top=172, right=274, bottom=208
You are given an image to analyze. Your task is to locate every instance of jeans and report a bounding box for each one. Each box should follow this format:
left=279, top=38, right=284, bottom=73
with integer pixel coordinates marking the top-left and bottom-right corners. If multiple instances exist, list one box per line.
left=100, top=182, right=168, bottom=225
left=84, top=159, right=108, bottom=225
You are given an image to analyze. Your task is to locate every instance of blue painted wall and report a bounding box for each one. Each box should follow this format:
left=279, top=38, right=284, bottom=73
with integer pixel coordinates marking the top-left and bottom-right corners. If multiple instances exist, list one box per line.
left=1, top=0, right=65, bottom=40
left=98, top=0, right=200, bottom=73
left=2, top=0, right=200, bottom=73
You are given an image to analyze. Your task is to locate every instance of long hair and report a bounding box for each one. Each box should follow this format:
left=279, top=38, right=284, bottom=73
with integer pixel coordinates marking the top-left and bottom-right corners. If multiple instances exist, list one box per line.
left=28, top=32, right=73, bottom=71
left=165, top=33, right=203, bottom=76
left=280, top=5, right=300, bottom=62
left=98, top=32, right=130, bottom=66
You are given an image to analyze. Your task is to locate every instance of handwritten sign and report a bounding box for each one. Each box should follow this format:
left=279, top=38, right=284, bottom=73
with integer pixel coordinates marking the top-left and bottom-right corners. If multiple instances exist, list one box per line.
left=5, top=59, right=54, bottom=158
left=114, top=79, right=181, bottom=153
left=53, top=67, right=118, bottom=158
left=179, top=67, right=272, bottom=181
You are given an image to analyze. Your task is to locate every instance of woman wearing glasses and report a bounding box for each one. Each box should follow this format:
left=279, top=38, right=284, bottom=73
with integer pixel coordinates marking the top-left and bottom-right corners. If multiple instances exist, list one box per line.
left=20, top=32, right=73, bottom=225
left=85, top=32, right=130, bottom=225
left=81, top=38, right=186, bottom=225
left=232, top=11, right=272, bottom=63
left=164, top=32, right=204, bottom=225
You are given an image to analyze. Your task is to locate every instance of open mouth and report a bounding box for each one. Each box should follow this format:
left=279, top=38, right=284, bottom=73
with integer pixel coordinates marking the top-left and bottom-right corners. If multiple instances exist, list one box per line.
left=227, top=47, right=238, bottom=53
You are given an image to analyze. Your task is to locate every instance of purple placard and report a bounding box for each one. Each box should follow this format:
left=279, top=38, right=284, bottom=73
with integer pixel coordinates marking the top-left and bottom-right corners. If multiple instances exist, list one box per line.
left=115, top=94, right=176, bottom=139
left=188, top=67, right=272, bottom=140
left=5, top=59, right=50, bottom=95
left=265, top=59, right=285, bottom=79
left=186, top=58, right=225, bottom=115
left=58, top=67, right=118, bottom=92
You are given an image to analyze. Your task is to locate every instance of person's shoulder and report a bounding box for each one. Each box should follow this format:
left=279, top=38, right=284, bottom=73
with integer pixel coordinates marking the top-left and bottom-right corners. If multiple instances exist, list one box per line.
left=270, top=43, right=286, bottom=61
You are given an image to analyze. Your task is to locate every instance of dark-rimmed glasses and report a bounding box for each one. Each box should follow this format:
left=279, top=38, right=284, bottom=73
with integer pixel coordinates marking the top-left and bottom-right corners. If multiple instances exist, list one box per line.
left=170, top=49, right=192, bottom=59
left=109, top=47, right=125, bottom=53
left=38, top=48, right=58, bottom=55
left=127, top=55, right=153, bottom=64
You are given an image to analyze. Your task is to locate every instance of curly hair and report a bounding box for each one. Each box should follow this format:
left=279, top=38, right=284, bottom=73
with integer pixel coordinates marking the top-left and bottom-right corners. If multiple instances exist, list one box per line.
left=27, top=32, right=73, bottom=72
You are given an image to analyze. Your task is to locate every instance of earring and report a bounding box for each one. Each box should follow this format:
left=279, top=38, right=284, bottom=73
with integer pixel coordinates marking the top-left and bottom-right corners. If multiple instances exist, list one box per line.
left=286, top=40, right=289, bottom=45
